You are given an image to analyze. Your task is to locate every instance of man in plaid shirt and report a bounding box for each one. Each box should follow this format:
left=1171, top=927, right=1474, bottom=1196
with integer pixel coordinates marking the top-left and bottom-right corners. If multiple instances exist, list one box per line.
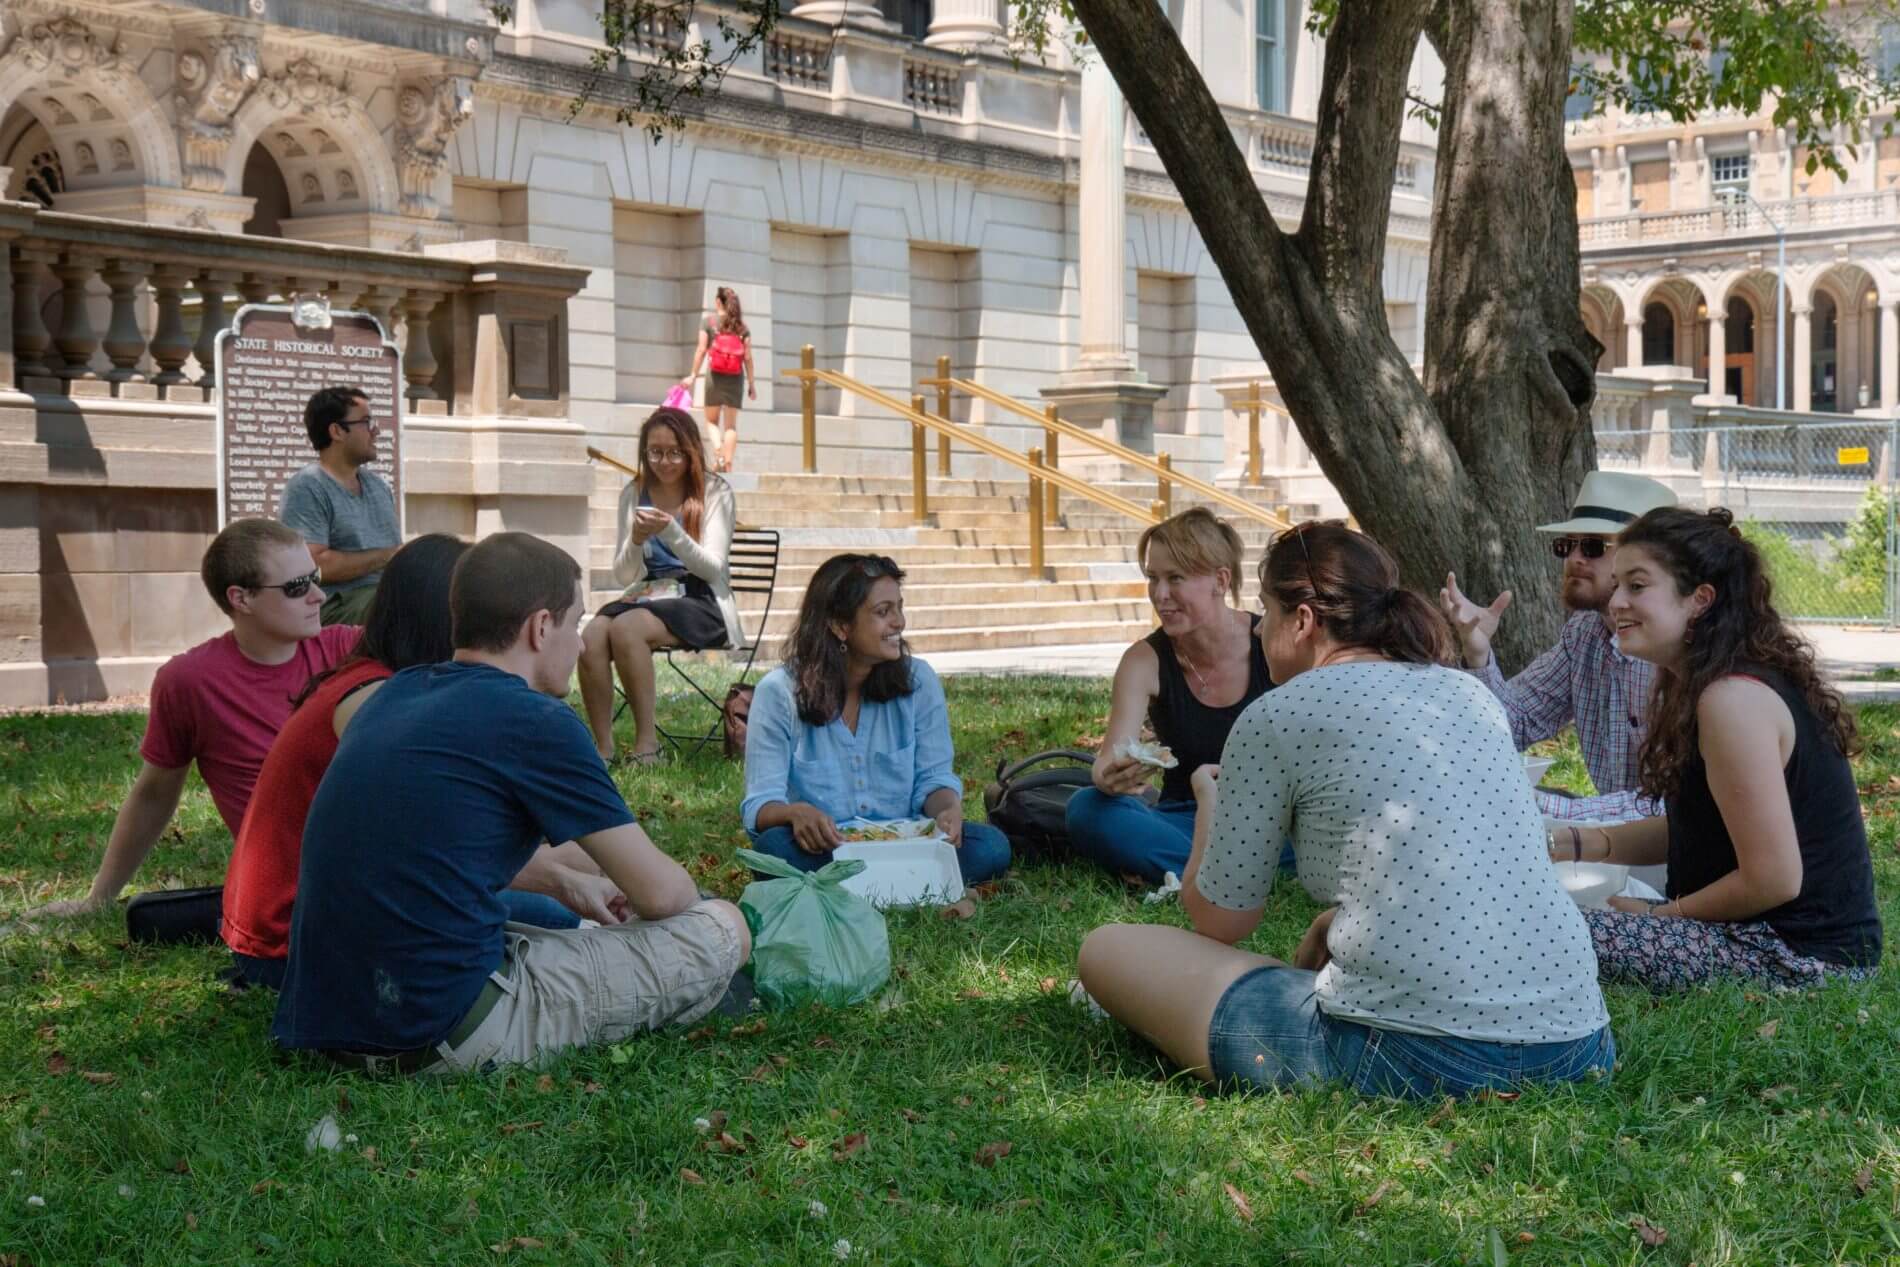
left=1440, top=472, right=1678, bottom=824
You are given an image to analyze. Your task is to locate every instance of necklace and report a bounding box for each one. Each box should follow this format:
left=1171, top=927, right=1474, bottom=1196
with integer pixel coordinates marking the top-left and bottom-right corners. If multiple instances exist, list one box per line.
left=1178, top=646, right=1211, bottom=697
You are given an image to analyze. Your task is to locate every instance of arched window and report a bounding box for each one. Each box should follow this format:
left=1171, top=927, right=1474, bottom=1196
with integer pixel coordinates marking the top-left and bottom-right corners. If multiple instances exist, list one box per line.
left=1642, top=302, right=1675, bottom=365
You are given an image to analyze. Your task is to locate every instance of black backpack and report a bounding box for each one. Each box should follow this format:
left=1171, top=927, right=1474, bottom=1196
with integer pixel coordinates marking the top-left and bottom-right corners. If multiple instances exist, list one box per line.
left=982, top=749, right=1155, bottom=862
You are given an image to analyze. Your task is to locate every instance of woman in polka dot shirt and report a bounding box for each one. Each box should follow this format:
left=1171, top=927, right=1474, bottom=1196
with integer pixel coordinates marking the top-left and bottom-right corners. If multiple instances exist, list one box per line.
left=1077, top=522, right=1614, bottom=1100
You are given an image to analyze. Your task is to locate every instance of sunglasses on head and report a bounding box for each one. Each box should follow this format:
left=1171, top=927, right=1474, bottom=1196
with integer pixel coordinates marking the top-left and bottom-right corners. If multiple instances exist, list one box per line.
left=253, top=567, right=322, bottom=599
left=1550, top=536, right=1611, bottom=560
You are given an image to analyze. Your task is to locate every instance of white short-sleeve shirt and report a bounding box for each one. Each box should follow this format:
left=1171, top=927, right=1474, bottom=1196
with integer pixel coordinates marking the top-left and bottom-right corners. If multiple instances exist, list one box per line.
left=1196, top=661, right=1609, bottom=1045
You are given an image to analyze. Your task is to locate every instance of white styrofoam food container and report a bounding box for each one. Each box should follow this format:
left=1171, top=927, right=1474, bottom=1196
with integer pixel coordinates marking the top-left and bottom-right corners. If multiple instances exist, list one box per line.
left=1524, top=755, right=1555, bottom=787
left=1552, top=861, right=1629, bottom=910
left=832, top=839, right=964, bottom=909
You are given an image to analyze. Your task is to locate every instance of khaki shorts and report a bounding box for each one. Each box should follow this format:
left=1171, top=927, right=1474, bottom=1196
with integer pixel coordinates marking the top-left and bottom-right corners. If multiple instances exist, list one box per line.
left=426, top=900, right=743, bottom=1074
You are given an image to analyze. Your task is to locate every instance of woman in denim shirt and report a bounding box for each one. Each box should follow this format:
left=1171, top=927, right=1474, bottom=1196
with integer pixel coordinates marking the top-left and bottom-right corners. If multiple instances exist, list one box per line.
left=740, top=554, right=1011, bottom=884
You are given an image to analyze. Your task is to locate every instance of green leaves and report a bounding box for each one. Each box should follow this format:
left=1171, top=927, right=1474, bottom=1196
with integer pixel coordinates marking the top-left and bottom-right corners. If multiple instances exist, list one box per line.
left=1572, top=0, right=1900, bottom=176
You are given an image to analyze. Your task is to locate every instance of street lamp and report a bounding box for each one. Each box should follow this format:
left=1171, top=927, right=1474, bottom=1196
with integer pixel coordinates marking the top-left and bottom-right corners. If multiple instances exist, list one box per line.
left=1721, top=186, right=1788, bottom=410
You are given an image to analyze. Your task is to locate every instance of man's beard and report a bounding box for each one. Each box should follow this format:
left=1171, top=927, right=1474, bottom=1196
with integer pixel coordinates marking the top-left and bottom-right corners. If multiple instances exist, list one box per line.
left=1561, top=574, right=1610, bottom=613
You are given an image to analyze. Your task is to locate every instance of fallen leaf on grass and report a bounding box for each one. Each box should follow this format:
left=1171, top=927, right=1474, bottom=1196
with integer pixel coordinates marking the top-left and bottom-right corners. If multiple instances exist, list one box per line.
left=1291, top=1169, right=1317, bottom=1187
left=1355, top=1180, right=1396, bottom=1215
left=786, top=1134, right=809, bottom=1150
left=715, top=1132, right=747, bottom=1155
left=743, top=1063, right=774, bottom=1083
left=534, top=1075, right=554, bottom=1093
left=973, top=1141, right=1012, bottom=1168
left=939, top=898, right=978, bottom=921
left=679, top=1168, right=705, bottom=1185
left=80, top=1070, right=115, bottom=1085
left=499, top=1121, right=544, bottom=1136
left=898, top=1108, right=924, bottom=1123
left=336, top=1087, right=352, bottom=1116
left=1473, top=1089, right=1521, bottom=1103
left=1427, top=1098, right=1456, bottom=1127
left=812, top=1035, right=837, bottom=1050
left=583, top=1082, right=603, bottom=1095
left=249, top=1180, right=283, bottom=1196
left=1038, top=977, right=1058, bottom=994
left=728, top=1019, right=768, bottom=1038
left=954, top=1096, right=974, bottom=1108
left=1757, top=1018, right=1780, bottom=1039
left=1630, top=1216, right=1667, bottom=1246
left=1855, top=1165, right=1875, bottom=1196
left=832, top=1132, right=868, bottom=1162
left=1189, top=1097, right=1208, bottom=1110
left=1222, top=1182, right=1254, bottom=1223
left=173, top=1158, right=190, bottom=1175
left=707, top=1110, right=728, bottom=1131
left=958, top=988, right=988, bottom=1000
left=970, top=881, right=1003, bottom=900
left=685, top=1026, right=715, bottom=1042
left=490, top=1237, right=546, bottom=1252
left=184, top=1211, right=198, bottom=1230
left=45, top=1052, right=68, bottom=1076
left=1759, top=1084, right=1795, bottom=1103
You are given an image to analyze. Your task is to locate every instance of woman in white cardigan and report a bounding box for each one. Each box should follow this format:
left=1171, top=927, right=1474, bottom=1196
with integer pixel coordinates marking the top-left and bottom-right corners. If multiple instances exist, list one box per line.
left=578, top=407, right=742, bottom=764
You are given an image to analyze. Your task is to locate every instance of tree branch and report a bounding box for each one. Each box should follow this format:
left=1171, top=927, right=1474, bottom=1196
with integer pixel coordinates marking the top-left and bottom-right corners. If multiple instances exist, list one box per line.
left=1298, top=0, right=1429, bottom=311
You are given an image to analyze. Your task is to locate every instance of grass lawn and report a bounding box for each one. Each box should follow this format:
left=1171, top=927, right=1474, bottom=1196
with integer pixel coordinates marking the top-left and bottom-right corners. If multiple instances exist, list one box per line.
left=4, top=672, right=1900, bottom=1265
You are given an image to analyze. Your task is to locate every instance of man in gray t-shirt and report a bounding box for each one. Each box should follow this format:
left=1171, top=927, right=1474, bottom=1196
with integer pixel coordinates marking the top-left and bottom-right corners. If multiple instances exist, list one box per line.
left=278, top=385, right=400, bottom=626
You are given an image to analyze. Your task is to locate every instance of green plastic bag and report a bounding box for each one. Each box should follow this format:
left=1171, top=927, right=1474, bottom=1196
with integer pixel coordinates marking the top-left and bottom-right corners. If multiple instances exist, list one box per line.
left=736, top=849, right=892, bottom=1010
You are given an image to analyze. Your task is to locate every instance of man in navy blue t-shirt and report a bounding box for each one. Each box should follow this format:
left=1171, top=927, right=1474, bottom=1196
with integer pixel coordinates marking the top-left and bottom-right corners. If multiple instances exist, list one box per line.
left=274, top=532, right=750, bottom=1072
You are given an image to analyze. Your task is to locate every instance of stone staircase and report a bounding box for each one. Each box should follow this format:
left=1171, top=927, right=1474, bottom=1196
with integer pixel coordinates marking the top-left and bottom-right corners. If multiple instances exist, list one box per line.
left=587, top=463, right=1303, bottom=660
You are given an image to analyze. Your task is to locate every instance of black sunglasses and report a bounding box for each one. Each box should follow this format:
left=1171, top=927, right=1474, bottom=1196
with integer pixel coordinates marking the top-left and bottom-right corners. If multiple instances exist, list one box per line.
left=1279, top=521, right=1332, bottom=605
left=1550, top=537, right=1611, bottom=560
left=252, top=567, right=322, bottom=599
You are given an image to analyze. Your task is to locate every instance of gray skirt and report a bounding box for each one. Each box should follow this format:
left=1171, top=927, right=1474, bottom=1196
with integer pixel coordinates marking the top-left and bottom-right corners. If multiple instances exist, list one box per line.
left=706, top=371, right=745, bottom=409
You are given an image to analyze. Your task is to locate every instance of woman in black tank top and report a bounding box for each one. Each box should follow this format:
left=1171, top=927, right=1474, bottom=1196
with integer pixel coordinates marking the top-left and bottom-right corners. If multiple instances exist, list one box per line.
left=1553, top=508, right=1879, bottom=990
left=1066, top=509, right=1273, bottom=884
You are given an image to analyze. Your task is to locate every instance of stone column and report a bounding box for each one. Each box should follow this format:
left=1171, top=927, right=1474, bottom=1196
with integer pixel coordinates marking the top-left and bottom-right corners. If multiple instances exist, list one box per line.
left=1793, top=304, right=1813, bottom=412
left=791, top=1, right=883, bottom=20
left=1881, top=299, right=1899, bottom=414
left=1077, top=57, right=1134, bottom=376
left=1624, top=315, right=1643, bottom=367
left=925, top=0, right=1005, bottom=49
left=1705, top=314, right=1727, bottom=401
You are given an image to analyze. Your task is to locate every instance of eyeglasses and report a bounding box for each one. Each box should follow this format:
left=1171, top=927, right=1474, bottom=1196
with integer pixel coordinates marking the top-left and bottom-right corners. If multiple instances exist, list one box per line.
left=337, top=416, right=378, bottom=432
left=645, top=448, right=687, bottom=464
left=1550, top=537, right=1611, bottom=560
left=1281, top=521, right=1331, bottom=605
left=252, top=567, right=322, bottom=599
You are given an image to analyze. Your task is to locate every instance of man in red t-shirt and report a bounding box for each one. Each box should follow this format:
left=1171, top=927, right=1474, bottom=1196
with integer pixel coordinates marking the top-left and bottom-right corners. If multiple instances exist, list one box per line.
left=22, top=518, right=358, bottom=920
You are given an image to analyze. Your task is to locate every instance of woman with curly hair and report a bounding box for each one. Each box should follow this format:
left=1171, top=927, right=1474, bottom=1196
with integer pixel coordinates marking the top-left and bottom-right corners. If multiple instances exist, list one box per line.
left=1552, top=506, right=1881, bottom=990
left=738, top=553, right=1010, bottom=885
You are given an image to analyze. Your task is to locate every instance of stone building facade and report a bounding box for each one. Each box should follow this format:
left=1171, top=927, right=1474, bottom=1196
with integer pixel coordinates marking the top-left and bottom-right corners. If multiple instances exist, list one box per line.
left=0, top=0, right=1439, bottom=704
left=1567, top=14, right=1900, bottom=416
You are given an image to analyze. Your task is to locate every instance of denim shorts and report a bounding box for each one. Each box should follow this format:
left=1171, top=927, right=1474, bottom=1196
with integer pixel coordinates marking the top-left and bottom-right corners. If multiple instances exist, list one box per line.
left=1206, top=966, right=1615, bottom=1100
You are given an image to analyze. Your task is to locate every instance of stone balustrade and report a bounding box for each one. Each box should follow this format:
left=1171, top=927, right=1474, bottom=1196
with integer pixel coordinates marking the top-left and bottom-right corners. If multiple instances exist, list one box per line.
left=903, top=58, right=962, bottom=116
left=765, top=29, right=833, bottom=91
left=0, top=200, right=587, bottom=416
left=1580, top=189, right=1900, bottom=248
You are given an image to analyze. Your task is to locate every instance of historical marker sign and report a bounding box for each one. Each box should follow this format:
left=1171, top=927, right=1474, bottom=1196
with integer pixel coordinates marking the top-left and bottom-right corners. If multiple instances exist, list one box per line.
left=216, top=302, right=404, bottom=529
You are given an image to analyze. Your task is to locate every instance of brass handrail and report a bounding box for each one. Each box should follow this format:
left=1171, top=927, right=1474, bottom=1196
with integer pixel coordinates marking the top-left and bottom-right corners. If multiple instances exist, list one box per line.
left=783, top=360, right=1164, bottom=574
left=927, top=374, right=1292, bottom=531
left=795, top=368, right=1161, bottom=525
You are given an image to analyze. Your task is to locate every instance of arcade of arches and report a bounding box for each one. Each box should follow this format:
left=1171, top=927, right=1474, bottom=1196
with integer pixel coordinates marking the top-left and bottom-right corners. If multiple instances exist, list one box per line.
left=1582, top=268, right=1899, bottom=415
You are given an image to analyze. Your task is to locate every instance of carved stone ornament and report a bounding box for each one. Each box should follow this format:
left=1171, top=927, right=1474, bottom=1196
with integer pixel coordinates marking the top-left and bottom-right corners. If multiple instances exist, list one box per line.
left=3, top=16, right=123, bottom=80
left=394, top=77, right=473, bottom=219
left=175, top=35, right=261, bottom=192
left=290, top=293, right=332, bottom=334
left=260, top=57, right=353, bottom=121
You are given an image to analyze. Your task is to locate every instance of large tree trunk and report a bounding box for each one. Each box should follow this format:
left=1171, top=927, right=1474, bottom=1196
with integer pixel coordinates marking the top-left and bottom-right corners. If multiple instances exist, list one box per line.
left=1068, top=0, right=1599, bottom=669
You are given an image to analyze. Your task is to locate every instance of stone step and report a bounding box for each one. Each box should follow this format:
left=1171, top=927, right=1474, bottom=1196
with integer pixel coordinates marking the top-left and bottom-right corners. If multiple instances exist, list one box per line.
left=744, top=596, right=1154, bottom=636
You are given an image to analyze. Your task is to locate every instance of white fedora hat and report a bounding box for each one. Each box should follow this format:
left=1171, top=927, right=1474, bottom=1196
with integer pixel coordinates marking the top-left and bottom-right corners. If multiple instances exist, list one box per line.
left=1538, top=471, right=1677, bottom=535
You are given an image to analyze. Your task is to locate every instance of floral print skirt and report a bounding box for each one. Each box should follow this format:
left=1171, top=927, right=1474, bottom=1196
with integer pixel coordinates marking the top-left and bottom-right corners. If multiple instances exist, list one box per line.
left=1584, top=908, right=1875, bottom=992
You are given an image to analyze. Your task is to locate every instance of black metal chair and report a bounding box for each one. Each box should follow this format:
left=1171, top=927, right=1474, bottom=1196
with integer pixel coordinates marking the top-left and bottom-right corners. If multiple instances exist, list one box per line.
left=627, top=526, right=780, bottom=756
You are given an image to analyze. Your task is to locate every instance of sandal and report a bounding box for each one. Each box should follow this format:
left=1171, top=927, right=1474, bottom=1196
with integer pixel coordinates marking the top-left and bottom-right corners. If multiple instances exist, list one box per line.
left=612, top=747, right=665, bottom=768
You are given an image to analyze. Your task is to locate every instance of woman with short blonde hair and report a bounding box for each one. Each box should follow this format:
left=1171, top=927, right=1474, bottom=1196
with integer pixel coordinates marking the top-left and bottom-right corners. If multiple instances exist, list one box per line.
left=1065, top=506, right=1276, bottom=884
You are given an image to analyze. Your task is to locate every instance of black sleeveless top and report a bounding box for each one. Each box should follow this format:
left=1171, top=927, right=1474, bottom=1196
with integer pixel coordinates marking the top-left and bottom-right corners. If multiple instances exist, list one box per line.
left=1665, top=665, right=1881, bottom=967
left=1145, top=615, right=1273, bottom=804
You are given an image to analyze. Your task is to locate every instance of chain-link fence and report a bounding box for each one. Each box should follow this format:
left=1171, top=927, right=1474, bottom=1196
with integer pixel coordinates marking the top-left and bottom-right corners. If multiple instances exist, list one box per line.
left=1593, top=419, right=1900, bottom=625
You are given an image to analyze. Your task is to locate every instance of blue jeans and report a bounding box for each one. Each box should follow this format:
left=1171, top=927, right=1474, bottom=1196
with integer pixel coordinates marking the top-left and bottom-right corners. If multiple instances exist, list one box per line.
left=227, top=891, right=579, bottom=992
left=501, top=890, right=582, bottom=930
left=1065, top=789, right=1295, bottom=885
left=747, top=821, right=1012, bottom=885
left=1206, top=965, right=1616, bottom=1100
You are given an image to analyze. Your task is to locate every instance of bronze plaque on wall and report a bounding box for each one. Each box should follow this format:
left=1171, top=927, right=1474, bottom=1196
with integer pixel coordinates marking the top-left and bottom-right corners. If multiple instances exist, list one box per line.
left=215, top=304, right=404, bottom=528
